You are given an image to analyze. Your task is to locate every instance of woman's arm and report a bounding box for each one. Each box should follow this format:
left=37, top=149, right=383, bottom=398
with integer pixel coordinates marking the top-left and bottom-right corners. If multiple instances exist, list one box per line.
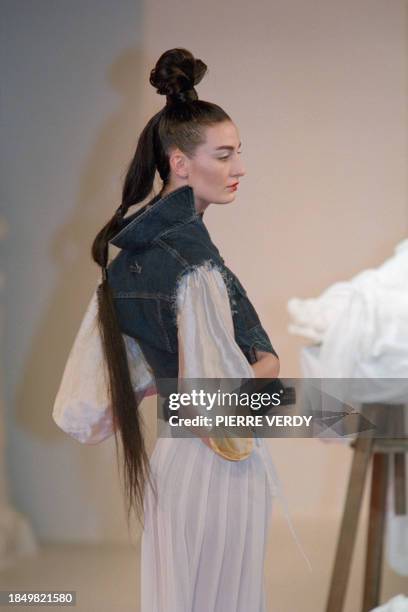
left=201, top=350, right=280, bottom=451
left=251, top=349, right=280, bottom=378
left=176, top=264, right=279, bottom=456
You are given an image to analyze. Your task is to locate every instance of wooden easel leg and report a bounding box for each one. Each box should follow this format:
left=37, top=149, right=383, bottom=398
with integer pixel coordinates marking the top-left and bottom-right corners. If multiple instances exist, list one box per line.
left=362, top=452, right=389, bottom=612
left=325, top=436, right=373, bottom=612
left=393, top=404, right=406, bottom=516
left=394, top=452, right=406, bottom=515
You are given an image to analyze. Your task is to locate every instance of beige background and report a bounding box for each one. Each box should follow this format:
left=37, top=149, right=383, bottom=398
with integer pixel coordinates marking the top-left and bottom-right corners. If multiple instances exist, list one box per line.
left=1, top=0, right=407, bottom=547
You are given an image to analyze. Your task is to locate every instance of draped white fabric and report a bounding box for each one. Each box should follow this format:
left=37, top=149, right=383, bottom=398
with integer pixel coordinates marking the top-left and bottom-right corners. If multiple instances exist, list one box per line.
left=142, top=429, right=274, bottom=612
left=141, top=263, right=311, bottom=612
left=289, top=239, right=408, bottom=576
left=287, top=237, right=408, bottom=383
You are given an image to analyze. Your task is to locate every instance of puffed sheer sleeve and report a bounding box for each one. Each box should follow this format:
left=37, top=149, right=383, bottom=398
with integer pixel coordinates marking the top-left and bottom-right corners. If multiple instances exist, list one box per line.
left=52, top=288, right=156, bottom=444
left=176, top=264, right=255, bottom=379
left=176, top=263, right=256, bottom=460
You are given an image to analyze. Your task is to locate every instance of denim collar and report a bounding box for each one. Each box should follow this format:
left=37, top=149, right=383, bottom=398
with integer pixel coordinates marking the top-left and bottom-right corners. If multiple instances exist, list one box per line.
left=110, top=185, right=203, bottom=250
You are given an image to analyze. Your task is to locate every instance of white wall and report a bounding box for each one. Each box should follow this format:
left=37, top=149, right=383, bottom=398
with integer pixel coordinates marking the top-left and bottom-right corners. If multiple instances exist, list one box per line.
left=2, top=0, right=407, bottom=542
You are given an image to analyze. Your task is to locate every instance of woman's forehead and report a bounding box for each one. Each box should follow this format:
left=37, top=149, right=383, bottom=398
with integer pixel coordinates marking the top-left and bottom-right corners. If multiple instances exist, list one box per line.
left=200, top=122, right=241, bottom=150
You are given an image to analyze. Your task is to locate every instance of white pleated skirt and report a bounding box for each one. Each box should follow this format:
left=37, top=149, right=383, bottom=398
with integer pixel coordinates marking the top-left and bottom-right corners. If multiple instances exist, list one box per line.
left=141, top=430, right=278, bottom=612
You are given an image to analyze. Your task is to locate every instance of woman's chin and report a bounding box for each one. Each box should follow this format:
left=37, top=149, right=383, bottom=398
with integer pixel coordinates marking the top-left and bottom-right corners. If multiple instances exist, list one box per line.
left=210, top=190, right=238, bottom=206
left=223, top=190, right=238, bottom=202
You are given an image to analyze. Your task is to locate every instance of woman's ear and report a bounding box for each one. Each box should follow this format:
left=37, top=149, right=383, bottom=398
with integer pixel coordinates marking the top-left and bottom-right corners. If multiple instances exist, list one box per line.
left=168, top=147, right=189, bottom=179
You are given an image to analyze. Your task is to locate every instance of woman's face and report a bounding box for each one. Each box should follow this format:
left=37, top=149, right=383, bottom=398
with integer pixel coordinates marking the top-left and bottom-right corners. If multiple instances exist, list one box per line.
left=167, top=120, right=246, bottom=212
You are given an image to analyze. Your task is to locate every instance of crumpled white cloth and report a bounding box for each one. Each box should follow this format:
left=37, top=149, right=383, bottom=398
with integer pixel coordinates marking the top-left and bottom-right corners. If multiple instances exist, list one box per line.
left=288, top=239, right=408, bottom=576
left=369, top=595, right=408, bottom=612
left=287, top=238, right=408, bottom=382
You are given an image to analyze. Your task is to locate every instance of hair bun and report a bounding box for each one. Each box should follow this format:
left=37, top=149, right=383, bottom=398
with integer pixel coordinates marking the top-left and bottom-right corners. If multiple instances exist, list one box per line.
left=149, top=48, right=207, bottom=104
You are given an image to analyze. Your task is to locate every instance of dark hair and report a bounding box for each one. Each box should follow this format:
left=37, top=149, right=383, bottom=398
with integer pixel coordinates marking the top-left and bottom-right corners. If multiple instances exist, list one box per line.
left=91, top=48, right=231, bottom=530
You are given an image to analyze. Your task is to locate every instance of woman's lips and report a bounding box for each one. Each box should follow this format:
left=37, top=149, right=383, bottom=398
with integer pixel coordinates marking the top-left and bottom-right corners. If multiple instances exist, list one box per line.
left=227, top=183, right=238, bottom=191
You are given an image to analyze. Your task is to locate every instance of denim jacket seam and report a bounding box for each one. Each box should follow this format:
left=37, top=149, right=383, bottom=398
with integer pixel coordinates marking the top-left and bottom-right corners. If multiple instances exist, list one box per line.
left=153, top=215, right=199, bottom=241
left=112, top=291, right=173, bottom=301
left=169, top=258, right=237, bottom=327
left=155, top=238, right=190, bottom=267
left=155, top=298, right=174, bottom=353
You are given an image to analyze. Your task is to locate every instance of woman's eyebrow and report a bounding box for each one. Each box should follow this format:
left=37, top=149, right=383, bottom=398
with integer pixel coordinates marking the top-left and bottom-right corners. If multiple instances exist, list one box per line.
left=214, top=141, right=242, bottom=151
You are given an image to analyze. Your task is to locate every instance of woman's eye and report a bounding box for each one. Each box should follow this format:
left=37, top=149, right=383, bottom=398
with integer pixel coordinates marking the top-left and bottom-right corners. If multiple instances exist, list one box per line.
left=218, top=150, right=243, bottom=161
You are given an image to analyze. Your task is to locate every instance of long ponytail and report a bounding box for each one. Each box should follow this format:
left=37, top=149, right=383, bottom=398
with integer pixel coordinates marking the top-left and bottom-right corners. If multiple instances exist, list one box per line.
left=90, top=47, right=231, bottom=529
left=91, top=110, right=164, bottom=530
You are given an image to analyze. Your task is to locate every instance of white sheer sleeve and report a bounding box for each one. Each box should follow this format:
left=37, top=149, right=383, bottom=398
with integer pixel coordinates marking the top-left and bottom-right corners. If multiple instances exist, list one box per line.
left=177, top=264, right=255, bottom=378
left=52, top=288, right=156, bottom=444
left=176, top=263, right=255, bottom=460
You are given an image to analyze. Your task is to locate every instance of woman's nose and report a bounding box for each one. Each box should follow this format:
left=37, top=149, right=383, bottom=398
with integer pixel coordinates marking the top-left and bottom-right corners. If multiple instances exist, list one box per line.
left=233, top=159, right=246, bottom=177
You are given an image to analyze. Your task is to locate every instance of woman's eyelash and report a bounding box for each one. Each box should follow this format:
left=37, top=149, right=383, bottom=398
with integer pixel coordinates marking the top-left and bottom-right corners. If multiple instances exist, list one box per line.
left=219, top=151, right=243, bottom=160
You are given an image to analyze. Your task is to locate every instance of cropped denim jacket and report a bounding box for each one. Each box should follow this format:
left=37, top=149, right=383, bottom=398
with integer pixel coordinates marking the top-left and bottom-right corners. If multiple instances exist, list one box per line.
left=107, top=185, right=277, bottom=389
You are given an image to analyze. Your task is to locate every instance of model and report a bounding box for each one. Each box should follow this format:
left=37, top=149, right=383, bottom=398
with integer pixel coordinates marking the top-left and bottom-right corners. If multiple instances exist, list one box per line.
left=57, top=47, right=286, bottom=611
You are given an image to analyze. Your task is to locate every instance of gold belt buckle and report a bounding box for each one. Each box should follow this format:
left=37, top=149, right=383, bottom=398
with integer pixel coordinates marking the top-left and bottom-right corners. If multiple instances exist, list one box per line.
left=208, top=433, right=254, bottom=461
